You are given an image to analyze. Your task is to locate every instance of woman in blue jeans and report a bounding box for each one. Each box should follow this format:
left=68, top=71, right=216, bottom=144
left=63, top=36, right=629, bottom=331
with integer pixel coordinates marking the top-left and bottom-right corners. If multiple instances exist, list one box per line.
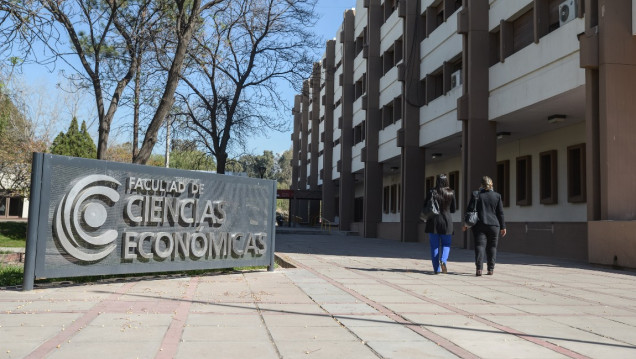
left=424, top=174, right=456, bottom=274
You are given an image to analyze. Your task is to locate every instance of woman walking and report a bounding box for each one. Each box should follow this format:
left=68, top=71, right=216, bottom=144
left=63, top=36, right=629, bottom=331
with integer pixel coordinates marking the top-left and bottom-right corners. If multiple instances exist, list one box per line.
left=424, top=174, right=456, bottom=274
left=464, top=176, right=506, bottom=276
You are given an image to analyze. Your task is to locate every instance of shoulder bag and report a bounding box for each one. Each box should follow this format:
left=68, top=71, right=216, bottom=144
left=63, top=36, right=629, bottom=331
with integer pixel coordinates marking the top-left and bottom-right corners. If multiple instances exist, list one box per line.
left=420, top=189, right=440, bottom=221
left=464, top=191, right=479, bottom=227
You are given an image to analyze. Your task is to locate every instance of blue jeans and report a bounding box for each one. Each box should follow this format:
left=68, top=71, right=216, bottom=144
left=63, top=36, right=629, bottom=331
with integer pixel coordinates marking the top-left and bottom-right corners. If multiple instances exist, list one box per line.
left=429, top=233, right=452, bottom=273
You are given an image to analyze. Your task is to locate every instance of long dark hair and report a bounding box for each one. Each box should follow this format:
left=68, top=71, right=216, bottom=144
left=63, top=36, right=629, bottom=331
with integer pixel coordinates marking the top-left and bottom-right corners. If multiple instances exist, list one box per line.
left=433, top=174, right=454, bottom=209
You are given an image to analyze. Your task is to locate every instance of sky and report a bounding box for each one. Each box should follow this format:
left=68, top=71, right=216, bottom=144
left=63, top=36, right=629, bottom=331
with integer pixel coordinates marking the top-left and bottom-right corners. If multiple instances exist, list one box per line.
left=15, top=0, right=357, bottom=158
left=248, top=0, right=357, bottom=156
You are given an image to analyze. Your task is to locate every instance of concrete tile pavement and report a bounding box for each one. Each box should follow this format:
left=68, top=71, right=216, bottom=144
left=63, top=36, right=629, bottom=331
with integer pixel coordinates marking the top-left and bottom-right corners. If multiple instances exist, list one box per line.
left=0, top=231, right=635, bottom=358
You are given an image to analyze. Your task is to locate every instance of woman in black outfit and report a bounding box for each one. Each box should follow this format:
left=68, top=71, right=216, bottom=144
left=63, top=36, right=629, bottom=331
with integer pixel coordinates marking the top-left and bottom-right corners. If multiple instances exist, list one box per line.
left=463, top=176, right=506, bottom=276
left=424, top=174, right=456, bottom=274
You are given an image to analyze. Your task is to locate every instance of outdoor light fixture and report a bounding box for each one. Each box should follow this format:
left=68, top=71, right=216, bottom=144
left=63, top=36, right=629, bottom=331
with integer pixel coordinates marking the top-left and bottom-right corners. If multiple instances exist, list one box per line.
left=496, top=131, right=511, bottom=140
left=431, top=153, right=442, bottom=159
left=548, top=114, right=566, bottom=124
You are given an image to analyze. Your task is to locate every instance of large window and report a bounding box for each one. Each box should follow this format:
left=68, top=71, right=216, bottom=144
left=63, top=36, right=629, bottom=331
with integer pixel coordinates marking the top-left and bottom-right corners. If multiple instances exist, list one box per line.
left=516, top=155, right=532, bottom=206
left=0, top=196, right=24, bottom=219
left=567, top=143, right=586, bottom=203
left=354, top=197, right=364, bottom=222
left=449, top=171, right=459, bottom=208
left=512, top=9, right=534, bottom=54
left=425, top=176, right=435, bottom=193
left=496, top=160, right=510, bottom=207
left=539, top=150, right=558, bottom=204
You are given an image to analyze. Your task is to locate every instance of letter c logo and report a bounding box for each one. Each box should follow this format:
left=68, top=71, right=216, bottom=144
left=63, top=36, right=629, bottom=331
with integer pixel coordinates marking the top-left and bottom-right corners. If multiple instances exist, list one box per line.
left=54, top=175, right=121, bottom=262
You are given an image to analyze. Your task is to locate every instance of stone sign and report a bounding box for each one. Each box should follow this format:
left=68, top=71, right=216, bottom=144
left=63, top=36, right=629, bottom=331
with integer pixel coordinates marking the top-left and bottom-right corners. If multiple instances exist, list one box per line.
left=23, top=153, right=276, bottom=290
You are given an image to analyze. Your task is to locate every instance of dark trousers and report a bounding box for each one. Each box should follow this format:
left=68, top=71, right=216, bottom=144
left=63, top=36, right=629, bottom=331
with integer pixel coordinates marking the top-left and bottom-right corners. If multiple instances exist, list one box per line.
left=472, top=222, right=499, bottom=270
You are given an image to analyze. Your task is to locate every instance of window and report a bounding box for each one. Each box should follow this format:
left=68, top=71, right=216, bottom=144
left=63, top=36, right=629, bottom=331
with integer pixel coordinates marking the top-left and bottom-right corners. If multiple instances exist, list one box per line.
left=382, top=102, right=394, bottom=129
left=567, top=143, right=586, bottom=203
left=512, top=9, right=534, bottom=54
left=355, top=76, right=364, bottom=100
left=489, top=29, right=501, bottom=67
left=393, top=96, right=402, bottom=122
left=547, top=0, right=562, bottom=33
left=419, top=11, right=427, bottom=41
left=449, top=171, right=459, bottom=208
left=355, top=33, right=364, bottom=57
left=354, top=197, right=364, bottom=222
left=419, top=78, right=427, bottom=106
left=383, top=0, right=397, bottom=22
left=383, top=184, right=401, bottom=214
left=394, top=38, right=403, bottom=64
left=516, top=155, right=532, bottom=206
left=540, top=150, right=558, bottom=204
left=427, top=71, right=444, bottom=102
left=382, top=46, right=395, bottom=75
left=425, top=176, right=435, bottom=193
left=0, top=196, right=24, bottom=218
left=496, top=160, right=510, bottom=207
left=383, top=186, right=390, bottom=213
left=435, top=2, right=444, bottom=28
left=390, top=184, right=398, bottom=213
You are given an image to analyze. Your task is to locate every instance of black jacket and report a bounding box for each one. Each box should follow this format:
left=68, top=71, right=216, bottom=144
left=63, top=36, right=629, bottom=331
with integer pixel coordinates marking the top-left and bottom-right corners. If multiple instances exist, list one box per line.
left=467, top=189, right=506, bottom=228
left=424, top=188, right=456, bottom=235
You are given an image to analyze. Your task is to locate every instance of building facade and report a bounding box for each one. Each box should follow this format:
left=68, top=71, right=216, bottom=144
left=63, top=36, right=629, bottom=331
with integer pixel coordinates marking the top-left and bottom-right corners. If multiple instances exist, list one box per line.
left=290, top=0, right=636, bottom=268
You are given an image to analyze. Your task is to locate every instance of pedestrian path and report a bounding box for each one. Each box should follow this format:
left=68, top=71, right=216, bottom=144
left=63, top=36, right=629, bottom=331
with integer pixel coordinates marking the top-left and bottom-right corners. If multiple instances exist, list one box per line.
left=1, top=232, right=635, bottom=358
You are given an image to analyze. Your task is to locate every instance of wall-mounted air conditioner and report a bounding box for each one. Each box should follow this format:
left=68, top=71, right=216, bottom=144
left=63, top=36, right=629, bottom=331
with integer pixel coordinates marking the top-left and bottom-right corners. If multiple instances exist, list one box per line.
left=559, top=0, right=576, bottom=27
left=450, top=70, right=462, bottom=89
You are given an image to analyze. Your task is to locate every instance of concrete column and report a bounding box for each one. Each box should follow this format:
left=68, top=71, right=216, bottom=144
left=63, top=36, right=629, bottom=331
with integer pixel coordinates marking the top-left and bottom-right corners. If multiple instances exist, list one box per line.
left=400, top=0, right=426, bottom=242
left=363, top=0, right=383, bottom=238
left=322, top=41, right=337, bottom=222
left=339, top=10, right=356, bottom=231
left=309, top=63, right=321, bottom=224
left=291, top=95, right=302, bottom=225
left=299, top=81, right=310, bottom=221
left=596, top=0, right=636, bottom=220
left=461, top=0, right=496, bottom=214
left=291, top=96, right=301, bottom=191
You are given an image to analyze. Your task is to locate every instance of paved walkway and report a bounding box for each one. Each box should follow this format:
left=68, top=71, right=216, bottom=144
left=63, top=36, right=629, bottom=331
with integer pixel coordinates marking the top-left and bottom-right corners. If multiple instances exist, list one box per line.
left=1, top=231, right=635, bottom=358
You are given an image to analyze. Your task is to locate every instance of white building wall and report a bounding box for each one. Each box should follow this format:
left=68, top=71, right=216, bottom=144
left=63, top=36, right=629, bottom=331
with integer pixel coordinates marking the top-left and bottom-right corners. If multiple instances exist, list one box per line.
left=489, top=18, right=585, bottom=120
left=379, top=120, right=402, bottom=162
left=497, top=122, right=587, bottom=222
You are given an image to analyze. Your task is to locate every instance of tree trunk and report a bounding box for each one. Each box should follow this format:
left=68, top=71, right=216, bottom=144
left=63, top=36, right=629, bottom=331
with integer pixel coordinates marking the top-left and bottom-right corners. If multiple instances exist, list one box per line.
left=134, top=0, right=202, bottom=164
left=133, top=56, right=141, bottom=160
left=216, top=152, right=227, bottom=174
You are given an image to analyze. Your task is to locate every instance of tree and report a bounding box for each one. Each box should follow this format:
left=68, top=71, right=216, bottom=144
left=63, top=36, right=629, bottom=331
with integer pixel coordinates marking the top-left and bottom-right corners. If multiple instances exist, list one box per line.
left=176, top=0, right=319, bottom=173
left=168, top=139, right=216, bottom=171
left=104, top=142, right=133, bottom=163
left=276, top=147, right=293, bottom=188
left=0, top=0, right=226, bottom=163
left=50, top=117, right=97, bottom=158
left=0, top=82, right=47, bottom=196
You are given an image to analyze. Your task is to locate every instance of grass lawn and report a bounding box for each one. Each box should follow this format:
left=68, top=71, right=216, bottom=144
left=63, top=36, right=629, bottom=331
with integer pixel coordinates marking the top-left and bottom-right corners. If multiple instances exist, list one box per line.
left=0, top=222, right=27, bottom=247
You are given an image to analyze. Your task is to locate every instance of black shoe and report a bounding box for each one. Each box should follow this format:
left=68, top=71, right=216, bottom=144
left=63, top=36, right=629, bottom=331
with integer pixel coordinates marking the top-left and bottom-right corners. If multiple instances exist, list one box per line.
left=487, top=270, right=494, bottom=275
left=476, top=269, right=482, bottom=276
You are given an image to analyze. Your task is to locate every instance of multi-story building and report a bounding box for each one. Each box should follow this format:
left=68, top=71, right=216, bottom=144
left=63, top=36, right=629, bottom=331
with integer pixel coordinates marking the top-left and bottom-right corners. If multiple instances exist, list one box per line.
left=290, top=0, right=636, bottom=269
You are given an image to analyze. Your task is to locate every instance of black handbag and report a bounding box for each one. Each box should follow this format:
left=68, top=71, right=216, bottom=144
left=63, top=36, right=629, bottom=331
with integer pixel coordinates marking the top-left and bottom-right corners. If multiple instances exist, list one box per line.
left=464, top=191, right=479, bottom=227
left=420, top=190, right=439, bottom=221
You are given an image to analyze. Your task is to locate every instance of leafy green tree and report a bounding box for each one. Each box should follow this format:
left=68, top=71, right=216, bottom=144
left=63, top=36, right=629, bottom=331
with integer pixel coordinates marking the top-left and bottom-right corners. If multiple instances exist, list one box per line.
left=276, top=148, right=293, bottom=188
left=0, top=82, right=48, bottom=196
left=50, top=117, right=97, bottom=159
